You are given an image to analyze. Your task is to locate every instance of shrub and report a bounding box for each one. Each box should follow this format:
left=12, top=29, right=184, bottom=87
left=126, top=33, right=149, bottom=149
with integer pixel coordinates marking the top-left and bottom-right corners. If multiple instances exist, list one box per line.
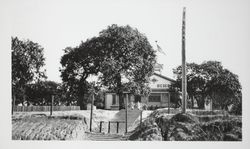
left=141, top=103, right=148, bottom=110
left=230, top=101, right=242, bottom=115
left=170, top=113, right=199, bottom=124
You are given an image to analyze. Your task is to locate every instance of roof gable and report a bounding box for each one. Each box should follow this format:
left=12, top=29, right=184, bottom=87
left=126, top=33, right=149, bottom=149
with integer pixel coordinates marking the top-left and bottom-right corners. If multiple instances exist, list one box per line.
left=153, top=73, right=175, bottom=82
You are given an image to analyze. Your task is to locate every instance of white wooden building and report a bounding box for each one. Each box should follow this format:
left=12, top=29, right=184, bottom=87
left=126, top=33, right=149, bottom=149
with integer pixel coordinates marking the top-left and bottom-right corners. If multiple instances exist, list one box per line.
left=104, top=73, right=175, bottom=110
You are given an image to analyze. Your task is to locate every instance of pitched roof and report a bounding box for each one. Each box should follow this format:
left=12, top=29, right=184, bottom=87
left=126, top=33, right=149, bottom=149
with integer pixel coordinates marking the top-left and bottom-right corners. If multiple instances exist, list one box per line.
left=153, top=73, right=175, bottom=82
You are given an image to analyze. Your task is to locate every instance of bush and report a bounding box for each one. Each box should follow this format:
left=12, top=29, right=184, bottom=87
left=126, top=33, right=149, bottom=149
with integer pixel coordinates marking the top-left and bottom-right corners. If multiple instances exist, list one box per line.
left=95, top=102, right=104, bottom=109
left=230, top=101, right=242, bottom=115
left=171, top=113, right=199, bottom=124
left=141, top=103, right=148, bottom=110
left=128, top=102, right=135, bottom=109
left=128, top=118, right=162, bottom=141
left=134, top=102, right=141, bottom=110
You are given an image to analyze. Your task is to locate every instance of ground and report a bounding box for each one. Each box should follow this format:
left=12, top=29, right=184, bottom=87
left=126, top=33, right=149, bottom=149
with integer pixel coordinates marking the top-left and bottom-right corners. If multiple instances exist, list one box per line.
left=12, top=109, right=151, bottom=140
left=12, top=109, right=242, bottom=141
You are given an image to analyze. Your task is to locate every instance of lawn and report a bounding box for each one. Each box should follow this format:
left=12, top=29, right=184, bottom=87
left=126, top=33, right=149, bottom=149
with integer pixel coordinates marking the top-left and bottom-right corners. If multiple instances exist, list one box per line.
left=12, top=110, right=121, bottom=140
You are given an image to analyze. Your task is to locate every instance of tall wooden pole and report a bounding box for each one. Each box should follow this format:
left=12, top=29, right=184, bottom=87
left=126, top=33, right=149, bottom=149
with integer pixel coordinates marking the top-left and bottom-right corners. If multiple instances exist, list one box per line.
left=182, top=7, right=187, bottom=113
left=90, top=93, right=94, bottom=132
left=125, top=94, right=128, bottom=133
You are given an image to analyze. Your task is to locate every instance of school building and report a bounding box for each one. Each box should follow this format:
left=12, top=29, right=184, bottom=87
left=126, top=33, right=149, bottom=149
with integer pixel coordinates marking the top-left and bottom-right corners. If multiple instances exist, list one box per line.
left=104, top=69, right=175, bottom=110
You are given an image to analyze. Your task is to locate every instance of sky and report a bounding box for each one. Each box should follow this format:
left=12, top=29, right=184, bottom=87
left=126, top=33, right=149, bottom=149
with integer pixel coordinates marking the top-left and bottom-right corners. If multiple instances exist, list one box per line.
left=6, top=0, right=250, bottom=90
left=8, top=0, right=249, bottom=84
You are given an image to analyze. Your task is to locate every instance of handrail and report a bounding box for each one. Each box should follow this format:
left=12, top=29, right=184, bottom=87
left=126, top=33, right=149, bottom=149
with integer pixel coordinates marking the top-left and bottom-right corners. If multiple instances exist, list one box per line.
left=99, top=120, right=126, bottom=133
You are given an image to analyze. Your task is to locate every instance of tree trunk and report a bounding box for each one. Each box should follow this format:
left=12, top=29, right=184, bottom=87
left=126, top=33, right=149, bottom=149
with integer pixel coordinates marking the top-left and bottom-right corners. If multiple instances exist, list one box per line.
left=196, top=96, right=205, bottom=109
left=78, top=92, right=85, bottom=110
left=22, top=87, right=26, bottom=106
left=77, top=84, right=85, bottom=110
left=191, top=96, right=194, bottom=109
left=117, top=75, right=124, bottom=110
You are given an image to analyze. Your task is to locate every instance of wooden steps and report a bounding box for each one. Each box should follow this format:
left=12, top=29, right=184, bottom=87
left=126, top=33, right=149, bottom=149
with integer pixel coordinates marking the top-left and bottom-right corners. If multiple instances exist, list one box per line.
left=85, top=132, right=127, bottom=141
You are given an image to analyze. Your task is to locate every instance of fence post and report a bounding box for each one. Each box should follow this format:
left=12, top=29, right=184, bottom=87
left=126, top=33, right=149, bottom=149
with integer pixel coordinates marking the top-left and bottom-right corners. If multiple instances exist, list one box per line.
left=99, top=121, right=103, bottom=133
left=125, top=94, right=128, bottom=133
left=90, top=94, right=94, bottom=132
left=140, top=110, right=142, bottom=129
left=168, top=93, right=170, bottom=114
left=12, top=95, right=16, bottom=115
left=108, top=121, right=111, bottom=133
left=50, top=95, right=54, bottom=116
left=117, top=122, right=119, bottom=133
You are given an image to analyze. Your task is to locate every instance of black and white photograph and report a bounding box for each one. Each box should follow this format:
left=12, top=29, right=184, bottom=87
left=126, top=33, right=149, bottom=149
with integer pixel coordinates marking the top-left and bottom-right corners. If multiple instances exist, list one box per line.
left=1, top=0, right=250, bottom=148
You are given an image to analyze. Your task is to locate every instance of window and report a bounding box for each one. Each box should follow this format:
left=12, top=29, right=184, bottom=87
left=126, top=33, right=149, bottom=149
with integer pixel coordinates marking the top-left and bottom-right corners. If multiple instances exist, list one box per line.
left=161, top=93, right=169, bottom=103
left=148, top=93, right=161, bottom=102
left=112, top=94, right=116, bottom=105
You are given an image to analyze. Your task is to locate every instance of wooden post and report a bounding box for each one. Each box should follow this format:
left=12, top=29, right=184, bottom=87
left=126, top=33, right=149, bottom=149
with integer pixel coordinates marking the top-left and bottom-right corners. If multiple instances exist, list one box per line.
left=50, top=95, right=54, bottom=116
left=108, top=121, right=111, bottom=133
left=211, top=98, right=213, bottom=111
left=89, top=94, right=94, bottom=132
left=12, top=95, right=16, bottom=115
left=181, top=7, right=187, bottom=113
left=99, top=121, right=103, bottom=133
left=125, top=94, right=128, bottom=133
left=168, top=93, right=170, bottom=114
left=117, top=122, right=119, bottom=133
left=140, top=110, right=142, bottom=129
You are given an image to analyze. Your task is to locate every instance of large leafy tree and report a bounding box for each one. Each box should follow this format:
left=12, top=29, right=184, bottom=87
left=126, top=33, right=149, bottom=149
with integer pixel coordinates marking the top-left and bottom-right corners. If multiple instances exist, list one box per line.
left=172, top=63, right=206, bottom=109
left=205, top=67, right=242, bottom=110
left=25, top=81, right=61, bottom=106
left=60, top=24, right=156, bottom=110
left=171, top=61, right=242, bottom=111
left=98, top=24, right=156, bottom=109
left=12, top=37, right=46, bottom=105
left=60, top=38, right=106, bottom=109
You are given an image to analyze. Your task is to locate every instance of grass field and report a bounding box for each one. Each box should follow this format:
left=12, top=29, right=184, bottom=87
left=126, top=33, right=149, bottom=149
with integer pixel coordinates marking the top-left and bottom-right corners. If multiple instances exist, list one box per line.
left=12, top=116, right=87, bottom=140
left=12, top=110, right=131, bottom=140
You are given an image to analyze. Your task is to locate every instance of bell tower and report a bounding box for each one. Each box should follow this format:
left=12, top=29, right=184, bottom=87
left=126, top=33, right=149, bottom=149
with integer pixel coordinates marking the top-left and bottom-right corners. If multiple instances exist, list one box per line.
left=154, top=63, right=163, bottom=74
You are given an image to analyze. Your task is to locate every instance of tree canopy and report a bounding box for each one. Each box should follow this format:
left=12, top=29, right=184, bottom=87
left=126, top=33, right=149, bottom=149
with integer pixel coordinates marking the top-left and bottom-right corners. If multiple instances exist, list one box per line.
left=171, top=61, right=242, bottom=111
left=60, top=37, right=106, bottom=109
left=12, top=37, right=46, bottom=105
left=60, top=24, right=156, bottom=109
left=25, top=81, right=61, bottom=106
left=98, top=24, right=156, bottom=109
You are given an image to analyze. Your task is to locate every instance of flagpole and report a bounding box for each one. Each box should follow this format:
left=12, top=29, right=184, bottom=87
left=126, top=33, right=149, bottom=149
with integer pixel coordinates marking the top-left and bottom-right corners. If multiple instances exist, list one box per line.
left=181, top=7, right=187, bottom=113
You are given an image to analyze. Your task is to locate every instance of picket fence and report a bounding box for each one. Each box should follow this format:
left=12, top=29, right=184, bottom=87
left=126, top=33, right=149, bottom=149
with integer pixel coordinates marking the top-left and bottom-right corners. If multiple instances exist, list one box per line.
left=13, top=106, right=80, bottom=112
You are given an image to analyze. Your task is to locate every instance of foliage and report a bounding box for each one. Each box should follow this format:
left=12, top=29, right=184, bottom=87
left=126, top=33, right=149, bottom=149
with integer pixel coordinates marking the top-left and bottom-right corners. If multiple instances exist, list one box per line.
left=60, top=24, right=156, bottom=109
left=170, top=113, right=199, bottom=124
left=25, top=81, right=62, bottom=106
left=12, top=37, right=46, bottom=105
left=171, top=61, right=242, bottom=111
left=168, top=85, right=182, bottom=108
left=98, top=24, right=156, bottom=109
left=171, top=62, right=206, bottom=109
left=128, top=118, right=163, bottom=141
left=60, top=37, right=105, bottom=109
left=129, top=110, right=242, bottom=141
left=229, top=92, right=242, bottom=115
